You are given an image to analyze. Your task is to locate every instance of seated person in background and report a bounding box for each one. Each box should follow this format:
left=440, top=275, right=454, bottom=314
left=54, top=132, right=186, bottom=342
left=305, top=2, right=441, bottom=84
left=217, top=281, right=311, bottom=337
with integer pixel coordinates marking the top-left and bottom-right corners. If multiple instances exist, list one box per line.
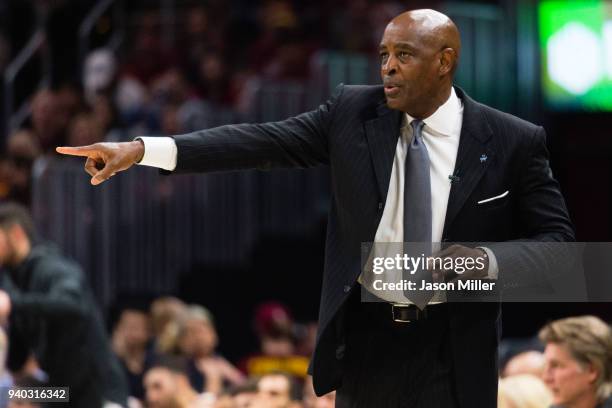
left=0, top=203, right=128, bottom=407
left=253, top=372, right=301, bottom=408
left=227, top=379, right=259, bottom=408
left=498, top=374, right=553, bottom=408
left=302, top=375, right=335, bottom=408
left=177, top=305, right=244, bottom=394
left=239, top=302, right=309, bottom=380
left=503, top=350, right=546, bottom=379
left=112, top=306, right=153, bottom=400
left=212, top=379, right=259, bottom=408
left=539, top=316, right=612, bottom=408
left=7, top=375, right=45, bottom=408
left=143, top=355, right=215, bottom=408
left=150, top=296, right=187, bottom=354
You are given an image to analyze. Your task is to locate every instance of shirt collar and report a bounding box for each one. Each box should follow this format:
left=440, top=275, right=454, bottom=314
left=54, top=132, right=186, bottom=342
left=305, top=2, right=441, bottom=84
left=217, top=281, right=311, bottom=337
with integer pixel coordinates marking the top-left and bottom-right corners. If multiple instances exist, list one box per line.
left=405, top=87, right=462, bottom=137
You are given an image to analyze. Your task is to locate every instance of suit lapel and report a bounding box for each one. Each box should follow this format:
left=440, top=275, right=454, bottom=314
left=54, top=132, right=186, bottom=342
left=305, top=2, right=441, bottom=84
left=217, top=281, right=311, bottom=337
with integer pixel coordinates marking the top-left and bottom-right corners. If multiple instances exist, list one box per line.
left=364, top=102, right=403, bottom=200
left=443, top=88, right=495, bottom=237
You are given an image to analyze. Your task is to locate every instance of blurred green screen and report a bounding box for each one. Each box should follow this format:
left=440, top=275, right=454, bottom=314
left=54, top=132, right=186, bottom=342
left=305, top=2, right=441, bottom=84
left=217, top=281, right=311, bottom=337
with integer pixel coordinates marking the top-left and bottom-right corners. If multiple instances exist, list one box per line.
left=539, top=0, right=612, bottom=110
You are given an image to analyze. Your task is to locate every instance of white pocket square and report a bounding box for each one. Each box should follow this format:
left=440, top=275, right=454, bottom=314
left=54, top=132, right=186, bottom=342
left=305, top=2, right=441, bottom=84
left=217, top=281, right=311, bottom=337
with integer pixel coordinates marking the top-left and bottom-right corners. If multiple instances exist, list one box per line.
left=477, top=190, right=509, bottom=204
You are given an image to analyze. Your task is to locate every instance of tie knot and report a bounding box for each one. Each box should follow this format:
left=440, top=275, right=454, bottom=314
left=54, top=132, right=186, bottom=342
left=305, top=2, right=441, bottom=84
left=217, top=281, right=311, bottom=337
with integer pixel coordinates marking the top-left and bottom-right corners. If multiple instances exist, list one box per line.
left=410, top=119, right=425, bottom=138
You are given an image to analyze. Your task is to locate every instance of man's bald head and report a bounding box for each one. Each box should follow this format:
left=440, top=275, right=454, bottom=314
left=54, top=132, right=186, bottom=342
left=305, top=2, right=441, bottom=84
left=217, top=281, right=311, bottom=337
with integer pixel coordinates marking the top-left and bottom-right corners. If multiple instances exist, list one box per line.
left=390, top=9, right=461, bottom=70
left=379, top=9, right=461, bottom=117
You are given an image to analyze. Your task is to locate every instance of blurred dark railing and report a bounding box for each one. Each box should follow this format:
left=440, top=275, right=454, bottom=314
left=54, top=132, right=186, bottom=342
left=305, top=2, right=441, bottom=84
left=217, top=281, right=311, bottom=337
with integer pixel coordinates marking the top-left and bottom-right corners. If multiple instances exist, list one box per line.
left=32, top=157, right=329, bottom=307
left=78, top=0, right=126, bottom=74
left=3, top=28, right=50, bottom=140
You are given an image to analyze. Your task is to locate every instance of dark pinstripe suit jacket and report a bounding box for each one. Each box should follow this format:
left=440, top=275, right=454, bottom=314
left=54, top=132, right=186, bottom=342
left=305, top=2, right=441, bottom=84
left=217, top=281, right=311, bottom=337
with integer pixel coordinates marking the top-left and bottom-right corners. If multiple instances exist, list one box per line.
left=170, top=85, right=574, bottom=407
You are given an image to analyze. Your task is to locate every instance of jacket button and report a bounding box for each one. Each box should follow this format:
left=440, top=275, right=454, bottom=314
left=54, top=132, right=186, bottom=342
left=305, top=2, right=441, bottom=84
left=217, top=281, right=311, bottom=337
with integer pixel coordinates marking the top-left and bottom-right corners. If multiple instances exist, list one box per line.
left=336, top=344, right=346, bottom=360
left=378, top=202, right=383, bottom=210
left=343, top=285, right=351, bottom=293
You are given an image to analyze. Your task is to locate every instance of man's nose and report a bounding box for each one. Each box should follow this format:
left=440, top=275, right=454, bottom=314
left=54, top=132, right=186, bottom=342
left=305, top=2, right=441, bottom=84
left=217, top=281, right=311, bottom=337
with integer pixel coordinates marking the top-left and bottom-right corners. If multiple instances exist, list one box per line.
left=542, top=367, right=553, bottom=384
left=382, top=55, right=398, bottom=75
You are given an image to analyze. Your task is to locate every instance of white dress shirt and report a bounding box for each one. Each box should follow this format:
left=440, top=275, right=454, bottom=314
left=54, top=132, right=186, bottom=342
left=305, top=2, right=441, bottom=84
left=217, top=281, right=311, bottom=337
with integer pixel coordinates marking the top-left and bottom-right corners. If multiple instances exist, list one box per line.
left=136, top=87, right=498, bottom=305
left=360, top=88, right=497, bottom=303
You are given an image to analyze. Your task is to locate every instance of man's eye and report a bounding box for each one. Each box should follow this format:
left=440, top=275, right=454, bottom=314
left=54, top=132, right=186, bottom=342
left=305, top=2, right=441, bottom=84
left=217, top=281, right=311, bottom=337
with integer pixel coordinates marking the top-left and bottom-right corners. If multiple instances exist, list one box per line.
left=399, top=51, right=410, bottom=58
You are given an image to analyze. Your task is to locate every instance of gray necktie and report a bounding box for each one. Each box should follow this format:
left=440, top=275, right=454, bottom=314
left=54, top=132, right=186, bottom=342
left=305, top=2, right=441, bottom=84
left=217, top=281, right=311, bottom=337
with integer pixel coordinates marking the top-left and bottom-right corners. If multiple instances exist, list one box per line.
left=403, top=119, right=433, bottom=308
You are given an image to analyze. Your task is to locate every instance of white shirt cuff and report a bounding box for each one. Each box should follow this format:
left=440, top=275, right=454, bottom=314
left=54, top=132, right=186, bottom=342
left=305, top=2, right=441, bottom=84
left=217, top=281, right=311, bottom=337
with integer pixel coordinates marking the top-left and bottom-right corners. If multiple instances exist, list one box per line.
left=134, top=137, right=177, bottom=171
left=477, top=246, right=499, bottom=280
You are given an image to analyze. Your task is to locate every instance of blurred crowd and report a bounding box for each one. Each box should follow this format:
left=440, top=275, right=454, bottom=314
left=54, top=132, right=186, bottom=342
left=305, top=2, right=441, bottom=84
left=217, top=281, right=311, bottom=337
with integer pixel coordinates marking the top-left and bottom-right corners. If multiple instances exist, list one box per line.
left=4, top=296, right=610, bottom=408
left=0, top=0, right=407, bottom=208
left=0, top=2, right=611, bottom=408
left=103, top=296, right=327, bottom=408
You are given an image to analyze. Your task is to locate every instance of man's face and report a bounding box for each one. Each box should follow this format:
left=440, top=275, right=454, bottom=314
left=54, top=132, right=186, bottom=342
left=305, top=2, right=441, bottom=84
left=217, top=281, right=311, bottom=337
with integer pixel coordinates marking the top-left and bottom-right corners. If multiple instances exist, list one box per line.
left=257, top=375, right=292, bottom=408
left=118, top=310, right=150, bottom=348
left=543, top=343, right=597, bottom=406
left=144, top=368, right=178, bottom=408
left=179, top=319, right=218, bottom=357
left=379, top=20, right=443, bottom=114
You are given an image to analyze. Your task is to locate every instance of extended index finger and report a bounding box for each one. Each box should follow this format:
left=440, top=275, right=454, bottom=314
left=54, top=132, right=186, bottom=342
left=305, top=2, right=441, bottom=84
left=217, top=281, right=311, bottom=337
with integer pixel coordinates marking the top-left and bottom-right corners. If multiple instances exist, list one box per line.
left=55, top=145, right=97, bottom=157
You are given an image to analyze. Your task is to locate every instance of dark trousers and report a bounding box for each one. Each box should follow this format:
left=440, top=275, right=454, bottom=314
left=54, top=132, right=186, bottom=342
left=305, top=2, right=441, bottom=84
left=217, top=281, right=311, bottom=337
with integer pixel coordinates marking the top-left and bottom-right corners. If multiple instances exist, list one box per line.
left=335, top=291, right=460, bottom=408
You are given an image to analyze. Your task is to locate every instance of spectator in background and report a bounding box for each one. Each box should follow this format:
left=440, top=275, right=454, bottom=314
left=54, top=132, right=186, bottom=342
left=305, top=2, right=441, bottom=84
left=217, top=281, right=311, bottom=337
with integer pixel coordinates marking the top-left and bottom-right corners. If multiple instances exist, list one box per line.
left=121, top=12, right=176, bottom=87
left=240, top=302, right=309, bottom=380
left=29, top=89, right=65, bottom=154
left=498, top=374, right=553, bottom=408
left=502, top=350, right=546, bottom=379
left=302, top=376, right=335, bottom=408
left=91, top=94, right=125, bottom=142
left=254, top=372, right=301, bottom=408
left=177, top=305, right=244, bottom=394
left=55, top=82, right=84, bottom=136
left=83, top=49, right=117, bottom=107
left=195, top=51, right=236, bottom=107
left=2, top=130, right=41, bottom=206
left=143, top=355, right=215, bottom=408
left=179, top=5, right=226, bottom=88
left=0, top=327, right=14, bottom=408
left=540, top=316, right=612, bottom=408
left=159, top=103, right=184, bottom=136
left=67, top=113, right=104, bottom=148
left=112, top=307, right=153, bottom=401
left=150, top=296, right=187, bottom=354
left=6, top=375, right=45, bottom=408
left=83, top=48, right=146, bottom=135
left=0, top=203, right=128, bottom=407
left=225, top=379, right=259, bottom=408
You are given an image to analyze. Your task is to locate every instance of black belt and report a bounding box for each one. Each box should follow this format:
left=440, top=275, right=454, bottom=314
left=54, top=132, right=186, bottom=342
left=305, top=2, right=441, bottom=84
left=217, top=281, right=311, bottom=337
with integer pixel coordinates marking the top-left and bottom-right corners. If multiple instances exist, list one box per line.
left=391, top=303, right=427, bottom=323
left=348, top=287, right=449, bottom=327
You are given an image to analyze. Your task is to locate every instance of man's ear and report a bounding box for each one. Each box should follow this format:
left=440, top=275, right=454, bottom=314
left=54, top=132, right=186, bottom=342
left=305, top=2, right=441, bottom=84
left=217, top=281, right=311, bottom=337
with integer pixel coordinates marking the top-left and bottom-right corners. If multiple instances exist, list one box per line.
left=586, top=362, right=599, bottom=384
left=439, top=48, right=456, bottom=76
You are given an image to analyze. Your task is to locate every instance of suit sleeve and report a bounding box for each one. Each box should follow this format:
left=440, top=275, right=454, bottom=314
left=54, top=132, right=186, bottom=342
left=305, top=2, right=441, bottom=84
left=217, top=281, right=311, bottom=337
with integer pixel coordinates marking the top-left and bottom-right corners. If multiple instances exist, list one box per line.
left=168, top=85, right=344, bottom=173
left=515, top=126, right=575, bottom=242
left=490, top=126, right=578, bottom=292
left=5, top=261, right=89, bottom=320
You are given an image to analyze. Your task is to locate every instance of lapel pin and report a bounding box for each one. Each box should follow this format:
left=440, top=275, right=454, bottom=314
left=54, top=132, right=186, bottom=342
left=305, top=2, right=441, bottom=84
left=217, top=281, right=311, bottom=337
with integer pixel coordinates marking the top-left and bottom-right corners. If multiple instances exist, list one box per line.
left=480, top=154, right=488, bottom=163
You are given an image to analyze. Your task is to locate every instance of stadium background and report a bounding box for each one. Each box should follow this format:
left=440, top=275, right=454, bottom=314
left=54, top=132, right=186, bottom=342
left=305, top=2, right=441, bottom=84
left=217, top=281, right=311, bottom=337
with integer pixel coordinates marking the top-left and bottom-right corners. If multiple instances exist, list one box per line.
left=0, top=0, right=610, bottom=367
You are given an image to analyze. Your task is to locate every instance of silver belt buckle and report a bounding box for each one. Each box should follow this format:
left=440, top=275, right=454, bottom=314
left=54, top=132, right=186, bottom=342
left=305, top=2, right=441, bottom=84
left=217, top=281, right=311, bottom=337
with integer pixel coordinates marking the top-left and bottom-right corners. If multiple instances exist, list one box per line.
left=391, top=303, right=412, bottom=323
